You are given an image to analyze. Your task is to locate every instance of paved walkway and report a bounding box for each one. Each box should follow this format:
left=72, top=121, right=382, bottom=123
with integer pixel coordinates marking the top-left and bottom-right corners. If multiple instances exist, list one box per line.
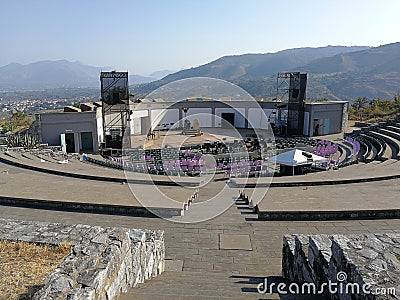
left=4, top=149, right=400, bottom=190
left=0, top=202, right=398, bottom=299
left=0, top=151, right=201, bottom=186
left=0, top=162, right=188, bottom=211
left=257, top=178, right=400, bottom=214
left=234, top=159, right=400, bottom=187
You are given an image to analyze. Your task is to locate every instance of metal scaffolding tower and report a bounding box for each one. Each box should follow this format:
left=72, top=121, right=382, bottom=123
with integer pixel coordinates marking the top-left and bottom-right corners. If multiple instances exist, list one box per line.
left=100, top=71, right=131, bottom=153
left=275, top=72, right=307, bottom=136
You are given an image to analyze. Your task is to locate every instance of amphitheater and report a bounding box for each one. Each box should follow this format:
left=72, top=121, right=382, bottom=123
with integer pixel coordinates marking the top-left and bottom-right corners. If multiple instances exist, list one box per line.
left=0, top=119, right=399, bottom=299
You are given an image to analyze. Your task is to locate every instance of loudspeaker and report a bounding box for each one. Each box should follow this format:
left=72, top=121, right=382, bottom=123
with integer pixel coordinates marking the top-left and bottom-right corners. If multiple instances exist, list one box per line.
left=112, top=92, right=120, bottom=104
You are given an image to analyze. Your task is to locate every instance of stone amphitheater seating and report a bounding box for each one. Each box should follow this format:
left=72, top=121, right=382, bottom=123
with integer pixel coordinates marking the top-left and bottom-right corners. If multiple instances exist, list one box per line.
left=366, top=133, right=391, bottom=160
left=347, top=118, right=400, bottom=163
left=369, top=130, right=400, bottom=159
left=375, top=128, right=400, bottom=156
left=353, top=137, right=369, bottom=162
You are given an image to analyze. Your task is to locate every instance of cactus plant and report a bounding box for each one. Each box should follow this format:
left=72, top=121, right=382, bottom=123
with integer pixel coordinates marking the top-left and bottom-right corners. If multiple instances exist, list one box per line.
left=6, top=133, right=39, bottom=149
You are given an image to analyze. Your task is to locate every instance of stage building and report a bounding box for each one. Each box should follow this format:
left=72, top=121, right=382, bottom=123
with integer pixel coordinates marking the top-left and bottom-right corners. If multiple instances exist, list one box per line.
left=34, top=98, right=347, bottom=154
left=34, top=105, right=103, bottom=154
left=130, top=99, right=348, bottom=137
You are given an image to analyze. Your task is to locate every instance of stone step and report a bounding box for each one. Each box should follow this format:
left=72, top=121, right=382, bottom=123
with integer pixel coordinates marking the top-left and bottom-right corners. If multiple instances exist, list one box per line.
left=182, top=129, right=202, bottom=136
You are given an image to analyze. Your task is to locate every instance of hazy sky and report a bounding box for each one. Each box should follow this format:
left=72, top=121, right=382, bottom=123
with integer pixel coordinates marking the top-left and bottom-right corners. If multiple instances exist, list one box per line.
left=1, top=0, right=399, bottom=75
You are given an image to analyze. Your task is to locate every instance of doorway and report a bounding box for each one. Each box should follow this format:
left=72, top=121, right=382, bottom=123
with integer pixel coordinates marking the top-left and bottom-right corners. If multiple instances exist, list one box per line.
left=65, top=132, right=75, bottom=153
left=313, top=119, right=321, bottom=136
left=221, top=113, right=235, bottom=128
left=80, top=132, right=93, bottom=152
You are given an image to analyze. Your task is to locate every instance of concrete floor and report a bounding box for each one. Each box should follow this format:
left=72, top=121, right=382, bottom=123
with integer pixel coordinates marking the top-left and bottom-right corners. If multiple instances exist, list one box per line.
left=257, top=178, right=400, bottom=212
left=0, top=144, right=399, bottom=299
left=0, top=204, right=398, bottom=299
left=0, top=162, right=189, bottom=209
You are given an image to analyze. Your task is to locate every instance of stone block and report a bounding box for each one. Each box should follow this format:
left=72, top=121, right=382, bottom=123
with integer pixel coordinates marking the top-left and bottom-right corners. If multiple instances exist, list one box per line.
left=282, top=233, right=400, bottom=300
left=0, top=218, right=165, bottom=300
left=282, top=235, right=296, bottom=280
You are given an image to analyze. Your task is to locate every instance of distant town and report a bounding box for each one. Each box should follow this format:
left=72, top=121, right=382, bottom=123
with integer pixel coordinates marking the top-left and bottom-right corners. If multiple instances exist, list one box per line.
left=0, top=88, right=99, bottom=115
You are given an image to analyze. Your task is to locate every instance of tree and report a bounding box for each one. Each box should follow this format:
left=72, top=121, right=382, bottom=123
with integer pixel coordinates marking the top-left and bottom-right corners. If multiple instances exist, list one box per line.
left=315, top=97, right=330, bottom=102
left=394, top=93, right=400, bottom=112
left=0, top=111, right=33, bottom=133
left=351, top=97, right=368, bottom=120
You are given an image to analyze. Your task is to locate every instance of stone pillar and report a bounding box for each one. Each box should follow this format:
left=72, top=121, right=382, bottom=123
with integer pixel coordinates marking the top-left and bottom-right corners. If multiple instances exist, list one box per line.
left=179, top=108, right=183, bottom=129
left=211, top=107, right=216, bottom=127
left=244, top=107, right=249, bottom=128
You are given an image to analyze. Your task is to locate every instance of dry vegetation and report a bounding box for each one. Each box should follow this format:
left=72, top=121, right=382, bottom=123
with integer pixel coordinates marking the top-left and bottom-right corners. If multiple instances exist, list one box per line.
left=0, top=241, right=71, bottom=300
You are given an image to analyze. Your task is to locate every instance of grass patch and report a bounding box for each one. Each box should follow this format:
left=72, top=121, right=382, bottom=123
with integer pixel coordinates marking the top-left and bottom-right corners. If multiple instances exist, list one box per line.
left=0, top=240, right=71, bottom=300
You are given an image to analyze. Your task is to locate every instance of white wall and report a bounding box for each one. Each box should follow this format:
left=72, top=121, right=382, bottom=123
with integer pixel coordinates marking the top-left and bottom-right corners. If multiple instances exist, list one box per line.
left=96, top=111, right=103, bottom=144
left=248, top=108, right=269, bottom=129
left=153, top=109, right=179, bottom=130
left=130, top=110, right=148, bottom=134
left=186, top=108, right=212, bottom=127
left=303, top=112, right=310, bottom=136
left=235, top=108, right=246, bottom=128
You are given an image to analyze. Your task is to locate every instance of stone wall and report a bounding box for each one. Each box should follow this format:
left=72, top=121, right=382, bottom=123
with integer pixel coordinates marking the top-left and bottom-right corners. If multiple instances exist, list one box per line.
left=0, top=218, right=165, bottom=299
left=282, top=233, right=399, bottom=299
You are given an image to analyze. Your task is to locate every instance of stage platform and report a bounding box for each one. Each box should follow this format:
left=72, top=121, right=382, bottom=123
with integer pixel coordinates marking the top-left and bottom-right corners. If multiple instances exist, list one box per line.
left=131, top=128, right=271, bottom=149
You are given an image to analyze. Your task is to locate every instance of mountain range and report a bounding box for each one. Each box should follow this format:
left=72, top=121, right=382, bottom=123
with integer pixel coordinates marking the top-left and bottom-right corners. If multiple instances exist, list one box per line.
left=1, top=42, right=400, bottom=101
left=0, top=61, right=173, bottom=89
left=0, top=60, right=101, bottom=90
left=133, top=43, right=400, bottom=101
left=129, top=70, right=176, bottom=84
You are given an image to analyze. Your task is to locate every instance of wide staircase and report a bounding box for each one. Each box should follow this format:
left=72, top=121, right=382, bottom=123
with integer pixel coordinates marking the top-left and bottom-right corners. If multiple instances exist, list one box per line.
left=119, top=194, right=281, bottom=300
left=182, top=128, right=202, bottom=136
